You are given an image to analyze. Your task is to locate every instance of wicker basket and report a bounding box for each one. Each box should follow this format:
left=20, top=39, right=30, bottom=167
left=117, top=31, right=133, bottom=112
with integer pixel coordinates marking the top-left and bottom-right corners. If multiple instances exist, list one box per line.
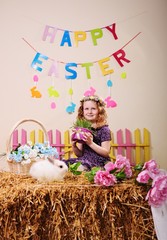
left=6, top=119, right=49, bottom=175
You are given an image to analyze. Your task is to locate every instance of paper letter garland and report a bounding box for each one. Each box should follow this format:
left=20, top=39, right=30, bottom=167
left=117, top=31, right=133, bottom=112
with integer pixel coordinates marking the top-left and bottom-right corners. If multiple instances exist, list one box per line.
left=23, top=21, right=141, bottom=112
left=42, top=23, right=118, bottom=47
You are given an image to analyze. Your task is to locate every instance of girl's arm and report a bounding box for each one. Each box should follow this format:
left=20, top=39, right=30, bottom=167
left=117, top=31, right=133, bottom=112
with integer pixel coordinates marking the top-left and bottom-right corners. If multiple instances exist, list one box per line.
left=72, top=141, right=83, bottom=157
left=88, top=140, right=110, bottom=157
left=84, top=133, right=111, bottom=157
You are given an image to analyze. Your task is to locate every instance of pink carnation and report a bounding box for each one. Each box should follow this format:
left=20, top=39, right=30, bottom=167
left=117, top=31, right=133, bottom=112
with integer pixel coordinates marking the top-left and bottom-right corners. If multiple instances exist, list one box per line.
left=104, top=162, right=116, bottom=172
left=94, top=170, right=117, bottom=186
left=146, top=174, right=167, bottom=207
left=136, top=169, right=151, bottom=183
left=143, top=159, right=160, bottom=179
left=125, top=166, right=132, bottom=178
left=115, top=155, right=130, bottom=170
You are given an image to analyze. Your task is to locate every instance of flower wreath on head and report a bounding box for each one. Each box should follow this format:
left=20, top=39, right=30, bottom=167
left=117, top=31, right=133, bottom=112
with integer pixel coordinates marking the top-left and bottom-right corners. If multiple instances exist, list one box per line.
left=80, top=95, right=106, bottom=107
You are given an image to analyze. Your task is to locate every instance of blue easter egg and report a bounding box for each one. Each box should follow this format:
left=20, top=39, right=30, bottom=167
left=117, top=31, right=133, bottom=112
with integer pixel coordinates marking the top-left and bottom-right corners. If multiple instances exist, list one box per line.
left=107, top=80, right=113, bottom=87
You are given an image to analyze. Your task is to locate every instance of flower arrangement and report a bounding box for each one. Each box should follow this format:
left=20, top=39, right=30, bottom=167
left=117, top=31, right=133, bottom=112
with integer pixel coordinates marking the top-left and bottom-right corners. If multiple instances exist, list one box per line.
left=69, top=155, right=167, bottom=208
left=136, top=159, right=167, bottom=207
left=7, top=141, right=58, bottom=165
left=85, top=154, right=133, bottom=186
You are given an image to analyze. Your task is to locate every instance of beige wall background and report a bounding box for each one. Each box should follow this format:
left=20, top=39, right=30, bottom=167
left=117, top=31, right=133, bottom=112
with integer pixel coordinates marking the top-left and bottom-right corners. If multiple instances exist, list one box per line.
left=0, top=0, right=166, bottom=169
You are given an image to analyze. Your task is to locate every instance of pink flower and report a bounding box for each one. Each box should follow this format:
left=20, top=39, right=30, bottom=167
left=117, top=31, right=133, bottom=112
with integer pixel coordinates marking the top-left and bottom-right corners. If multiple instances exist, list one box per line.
left=143, top=160, right=160, bottom=179
left=94, top=170, right=117, bottom=186
left=136, top=169, right=151, bottom=183
left=104, top=162, right=116, bottom=172
left=125, top=166, right=132, bottom=178
left=115, top=155, right=130, bottom=170
left=146, top=174, right=167, bottom=207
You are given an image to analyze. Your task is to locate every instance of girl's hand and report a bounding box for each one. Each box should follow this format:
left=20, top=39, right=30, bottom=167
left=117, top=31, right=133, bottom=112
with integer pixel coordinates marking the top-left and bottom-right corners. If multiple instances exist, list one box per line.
left=83, top=132, right=93, bottom=145
left=71, top=140, right=77, bottom=147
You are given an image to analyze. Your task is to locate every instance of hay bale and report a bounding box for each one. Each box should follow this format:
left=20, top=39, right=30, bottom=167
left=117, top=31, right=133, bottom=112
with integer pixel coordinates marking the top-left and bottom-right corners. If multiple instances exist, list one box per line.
left=0, top=171, right=157, bottom=240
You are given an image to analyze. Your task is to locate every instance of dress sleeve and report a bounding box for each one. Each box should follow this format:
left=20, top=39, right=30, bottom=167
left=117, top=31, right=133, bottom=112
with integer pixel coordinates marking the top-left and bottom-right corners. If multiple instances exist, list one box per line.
left=100, top=126, right=112, bottom=142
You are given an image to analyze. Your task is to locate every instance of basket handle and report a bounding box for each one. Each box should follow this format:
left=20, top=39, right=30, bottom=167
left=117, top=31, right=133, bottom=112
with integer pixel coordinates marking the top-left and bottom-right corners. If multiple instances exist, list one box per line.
left=6, top=119, right=49, bottom=154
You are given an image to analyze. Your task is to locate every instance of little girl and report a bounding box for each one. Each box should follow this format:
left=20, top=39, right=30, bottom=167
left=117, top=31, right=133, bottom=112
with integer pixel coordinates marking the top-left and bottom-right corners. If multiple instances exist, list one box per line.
left=65, top=95, right=111, bottom=170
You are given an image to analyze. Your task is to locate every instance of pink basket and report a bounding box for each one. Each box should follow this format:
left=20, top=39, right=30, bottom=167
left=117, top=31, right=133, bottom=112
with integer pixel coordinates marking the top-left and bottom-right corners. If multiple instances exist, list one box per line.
left=71, top=127, right=92, bottom=143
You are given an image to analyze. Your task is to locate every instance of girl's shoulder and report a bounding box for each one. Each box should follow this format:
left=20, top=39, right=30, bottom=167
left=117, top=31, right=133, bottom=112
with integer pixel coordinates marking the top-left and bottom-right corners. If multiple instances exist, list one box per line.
left=92, top=124, right=110, bottom=131
left=94, top=125, right=111, bottom=141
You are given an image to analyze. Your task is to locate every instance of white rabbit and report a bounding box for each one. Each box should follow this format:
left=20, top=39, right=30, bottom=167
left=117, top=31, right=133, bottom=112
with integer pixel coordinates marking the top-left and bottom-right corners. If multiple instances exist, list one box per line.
left=29, top=157, right=68, bottom=182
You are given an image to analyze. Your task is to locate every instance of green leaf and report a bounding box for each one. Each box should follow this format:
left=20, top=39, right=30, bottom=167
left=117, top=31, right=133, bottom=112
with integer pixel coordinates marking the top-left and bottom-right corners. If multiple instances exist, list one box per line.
left=84, top=166, right=101, bottom=183
left=91, top=166, right=101, bottom=174
left=134, top=164, right=143, bottom=171
left=70, top=162, right=81, bottom=171
left=84, top=172, right=94, bottom=182
left=73, top=171, right=82, bottom=175
left=116, top=171, right=126, bottom=180
left=68, top=162, right=82, bottom=175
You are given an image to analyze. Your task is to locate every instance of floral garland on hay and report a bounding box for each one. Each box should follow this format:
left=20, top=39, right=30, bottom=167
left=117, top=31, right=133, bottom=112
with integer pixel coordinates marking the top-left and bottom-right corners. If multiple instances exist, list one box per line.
left=69, top=155, right=167, bottom=208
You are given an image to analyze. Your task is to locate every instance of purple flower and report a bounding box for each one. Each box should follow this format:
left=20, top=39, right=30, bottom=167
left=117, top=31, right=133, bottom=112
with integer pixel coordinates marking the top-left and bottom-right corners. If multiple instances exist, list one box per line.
left=146, top=174, right=167, bottom=207
left=94, top=170, right=117, bottom=186
left=136, top=169, right=151, bottom=183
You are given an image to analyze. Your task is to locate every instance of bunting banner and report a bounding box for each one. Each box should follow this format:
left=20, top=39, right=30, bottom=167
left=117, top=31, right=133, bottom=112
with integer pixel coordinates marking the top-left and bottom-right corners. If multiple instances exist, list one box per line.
left=42, top=23, right=118, bottom=47
left=23, top=21, right=142, bottom=111
left=23, top=32, right=141, bottom=80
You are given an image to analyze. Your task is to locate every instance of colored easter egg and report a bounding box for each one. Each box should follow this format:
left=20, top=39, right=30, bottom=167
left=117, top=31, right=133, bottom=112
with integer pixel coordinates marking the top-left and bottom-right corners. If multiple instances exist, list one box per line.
left=121, top=72, right=127, bottom=79
left=107, top=80, right=113, bottom=87
left=68, top=88, right=73, bottom=95
left=51, top=102, right=56, bottom=109
left=33, top=75, right=38, bottom=82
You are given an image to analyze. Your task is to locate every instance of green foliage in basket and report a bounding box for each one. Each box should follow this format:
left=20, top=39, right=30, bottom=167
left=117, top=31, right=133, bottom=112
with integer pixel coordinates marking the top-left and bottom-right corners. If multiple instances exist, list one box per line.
left=73, top=119, right=92, bottom=130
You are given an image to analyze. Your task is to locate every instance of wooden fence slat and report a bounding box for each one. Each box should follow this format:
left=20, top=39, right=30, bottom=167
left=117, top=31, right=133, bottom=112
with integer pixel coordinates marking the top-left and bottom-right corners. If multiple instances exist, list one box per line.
left=47, top=130, right=53, bottom=145
left=110, top=131, right=116, bottom=160
left=38, top=129, right=44, bottom=143
left=13, top=130, right=18, bottom=148
left=21, top=129, right=27, bottom=145
left=125, top=129, right=135, bottom=165
left=143, top=128, right=150, bottom=162
left=117, top=129, right=124, bottom=155
left=134, top=129, right=142, bottom=165
left=55, top=130, right=62, bottom=159
left=30, top=130, right=35, bottom=145
left=64, top=130, right=71, bottom=160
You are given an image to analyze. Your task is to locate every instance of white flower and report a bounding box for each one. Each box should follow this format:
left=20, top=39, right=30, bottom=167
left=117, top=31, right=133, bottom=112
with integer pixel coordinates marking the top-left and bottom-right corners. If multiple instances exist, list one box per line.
left=29, top=149, right=38, bottom=158
left=27, top=141, right=33, bottom=146
left=21, top=159, right=31, bottom=165
left=23, top=153, right=29, bottom=160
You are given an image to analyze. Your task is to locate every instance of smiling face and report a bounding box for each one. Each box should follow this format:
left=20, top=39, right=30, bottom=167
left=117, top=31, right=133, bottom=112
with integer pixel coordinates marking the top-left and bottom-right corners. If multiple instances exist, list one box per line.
left=83, top=100, right=99, bottom=123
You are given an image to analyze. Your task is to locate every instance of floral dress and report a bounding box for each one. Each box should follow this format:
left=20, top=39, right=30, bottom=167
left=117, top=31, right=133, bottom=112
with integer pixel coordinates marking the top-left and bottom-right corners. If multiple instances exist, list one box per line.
left=65, top=125, right=111, bottom=170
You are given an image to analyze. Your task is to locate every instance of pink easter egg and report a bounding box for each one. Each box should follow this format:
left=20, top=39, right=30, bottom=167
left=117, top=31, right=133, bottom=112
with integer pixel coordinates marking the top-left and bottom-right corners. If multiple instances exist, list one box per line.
left=51, top=102, right=56, bottom=109
left=33, top=75, right=38, bottom=82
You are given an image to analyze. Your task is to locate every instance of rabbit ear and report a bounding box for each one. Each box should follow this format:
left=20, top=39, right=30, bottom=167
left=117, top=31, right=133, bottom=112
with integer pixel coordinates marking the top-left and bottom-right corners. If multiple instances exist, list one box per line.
left=47, top=157, right=54, bottom=165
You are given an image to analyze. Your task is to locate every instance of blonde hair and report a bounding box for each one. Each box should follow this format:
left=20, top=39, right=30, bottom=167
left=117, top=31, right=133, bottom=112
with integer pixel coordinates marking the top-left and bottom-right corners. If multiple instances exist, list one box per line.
left=77, top=95, right=108, bottom=128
